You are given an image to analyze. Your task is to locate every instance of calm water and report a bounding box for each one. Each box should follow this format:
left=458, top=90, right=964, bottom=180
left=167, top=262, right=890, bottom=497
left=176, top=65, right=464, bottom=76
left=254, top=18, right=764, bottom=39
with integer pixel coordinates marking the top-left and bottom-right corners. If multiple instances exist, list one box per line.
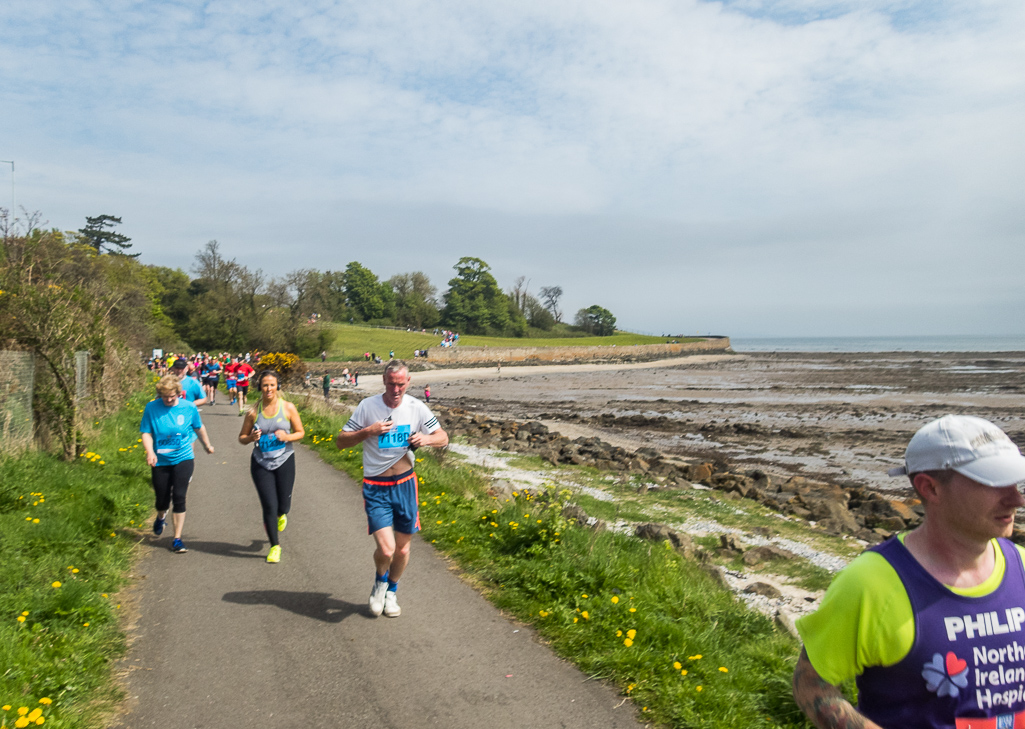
left=731, top=335, right=1025, bottom=353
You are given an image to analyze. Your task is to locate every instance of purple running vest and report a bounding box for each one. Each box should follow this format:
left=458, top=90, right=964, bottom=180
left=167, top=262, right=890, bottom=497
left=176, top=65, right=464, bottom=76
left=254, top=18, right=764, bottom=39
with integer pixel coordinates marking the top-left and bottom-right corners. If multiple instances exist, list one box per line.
left=857, top=537, right=1025, bottom=729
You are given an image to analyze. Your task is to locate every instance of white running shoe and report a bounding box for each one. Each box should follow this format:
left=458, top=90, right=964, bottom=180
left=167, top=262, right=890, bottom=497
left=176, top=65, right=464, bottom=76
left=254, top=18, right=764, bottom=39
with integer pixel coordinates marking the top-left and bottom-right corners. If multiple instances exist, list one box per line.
left=383, top=590, right=401, bottom=618
left=369, top=580, right=388, bottom=616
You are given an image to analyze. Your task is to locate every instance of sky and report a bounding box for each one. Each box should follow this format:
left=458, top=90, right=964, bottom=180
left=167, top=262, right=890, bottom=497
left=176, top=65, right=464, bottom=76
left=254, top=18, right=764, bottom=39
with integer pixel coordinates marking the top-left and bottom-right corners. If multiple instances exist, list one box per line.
left=1, top=0, right=1023, bottom=337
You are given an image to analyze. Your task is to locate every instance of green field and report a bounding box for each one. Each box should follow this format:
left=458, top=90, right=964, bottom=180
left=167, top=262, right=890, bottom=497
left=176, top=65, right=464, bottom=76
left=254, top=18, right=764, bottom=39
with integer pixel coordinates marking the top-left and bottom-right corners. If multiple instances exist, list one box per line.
left=459, top=333, right=695, bottom=347
left=319, top=323, right=694, bottom=362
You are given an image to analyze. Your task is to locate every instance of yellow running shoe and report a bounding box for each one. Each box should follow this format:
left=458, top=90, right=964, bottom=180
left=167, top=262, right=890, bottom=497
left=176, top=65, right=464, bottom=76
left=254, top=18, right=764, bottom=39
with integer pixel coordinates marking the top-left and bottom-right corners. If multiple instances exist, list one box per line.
left=266, top=545, right=281, bottom=563
left=277, top=514, right=287, bottom=532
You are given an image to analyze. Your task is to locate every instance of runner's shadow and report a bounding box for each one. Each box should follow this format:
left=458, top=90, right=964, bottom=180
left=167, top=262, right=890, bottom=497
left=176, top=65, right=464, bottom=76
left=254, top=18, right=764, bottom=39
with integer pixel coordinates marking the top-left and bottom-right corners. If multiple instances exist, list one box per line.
left=221, top=590, right=362, bottom=623
left=185, top=539, right=265, bottom=559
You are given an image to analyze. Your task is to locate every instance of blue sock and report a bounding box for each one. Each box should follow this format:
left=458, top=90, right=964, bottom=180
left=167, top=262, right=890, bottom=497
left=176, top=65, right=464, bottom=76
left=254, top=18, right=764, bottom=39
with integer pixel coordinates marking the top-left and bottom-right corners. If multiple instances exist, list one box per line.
left=387, top=579, right=398, bottom=593
left=376, top=570, right=389, bottom=583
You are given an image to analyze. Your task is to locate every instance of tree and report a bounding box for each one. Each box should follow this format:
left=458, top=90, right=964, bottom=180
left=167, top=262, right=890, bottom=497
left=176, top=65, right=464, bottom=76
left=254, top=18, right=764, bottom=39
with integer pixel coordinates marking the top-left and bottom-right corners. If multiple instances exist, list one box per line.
left=77, top=214, right=136, bottom=256
left=509, top=275, right=530, bottom=315
left=390, top=271, right=440, bottom=329
left=344, top=261, right=390, bottom=322
left=575, top=305, right=617, bottom=336
left=442, top=257, right=519, bottom=335
left=539, top=285, right=563, bottom=323
left=524, top=294, right=555, bottom=330
left=187, top=240, right=267, bottom=351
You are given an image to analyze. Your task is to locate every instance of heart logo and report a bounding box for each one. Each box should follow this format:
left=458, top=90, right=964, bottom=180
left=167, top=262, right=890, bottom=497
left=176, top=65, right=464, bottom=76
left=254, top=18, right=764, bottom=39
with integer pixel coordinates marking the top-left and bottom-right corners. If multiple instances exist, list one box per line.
left=946, top=652, right=968, bottom=677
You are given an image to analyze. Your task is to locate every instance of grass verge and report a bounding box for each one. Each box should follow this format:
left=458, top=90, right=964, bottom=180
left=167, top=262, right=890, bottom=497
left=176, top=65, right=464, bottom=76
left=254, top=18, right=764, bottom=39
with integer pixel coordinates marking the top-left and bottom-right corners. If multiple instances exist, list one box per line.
left=0, top=395, right=154, bottom=729
left=318, top=323, right=697, bottom=362
left=296, top=395, right=810, bottom=728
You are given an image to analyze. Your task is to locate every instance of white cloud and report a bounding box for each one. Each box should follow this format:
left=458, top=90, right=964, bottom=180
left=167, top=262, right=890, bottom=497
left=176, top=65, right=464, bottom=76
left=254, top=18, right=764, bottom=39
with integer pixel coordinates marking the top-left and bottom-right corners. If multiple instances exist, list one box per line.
left=1, top=0, right=1023, bottom=335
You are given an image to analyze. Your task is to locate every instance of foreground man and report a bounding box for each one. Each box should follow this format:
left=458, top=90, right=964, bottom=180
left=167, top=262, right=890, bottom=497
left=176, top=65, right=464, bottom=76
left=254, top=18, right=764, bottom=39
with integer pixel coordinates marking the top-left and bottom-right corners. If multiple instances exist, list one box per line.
left=335, top=361, right=448, bottom=617
left=794, top=415, right=1025, bottom=729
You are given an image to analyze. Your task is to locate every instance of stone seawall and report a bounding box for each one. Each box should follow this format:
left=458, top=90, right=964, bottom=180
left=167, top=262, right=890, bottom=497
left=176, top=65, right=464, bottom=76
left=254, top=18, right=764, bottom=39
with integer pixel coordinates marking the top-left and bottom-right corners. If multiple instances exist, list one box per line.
left=424, top=337, right=731, bottom=366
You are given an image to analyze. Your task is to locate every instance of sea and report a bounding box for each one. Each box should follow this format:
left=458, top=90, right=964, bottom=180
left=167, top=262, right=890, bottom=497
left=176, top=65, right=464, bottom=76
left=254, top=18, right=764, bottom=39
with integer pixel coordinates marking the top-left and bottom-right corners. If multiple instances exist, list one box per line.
left=730, top=335, right=1025, bottom=353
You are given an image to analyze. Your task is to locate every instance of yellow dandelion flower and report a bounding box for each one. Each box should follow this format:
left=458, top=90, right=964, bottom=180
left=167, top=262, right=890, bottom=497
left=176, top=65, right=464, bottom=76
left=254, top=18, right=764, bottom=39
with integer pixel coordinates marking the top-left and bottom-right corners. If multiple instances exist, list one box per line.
left=681, top=669, right=688, bottom=676
left=27, top=709, right=41, bottom=721
left=32, top=519, right=39, bottom=524
left=436, top=520, right=442, bottom=525
left=2, top=704, right=9, bottom=710
left=36, top=717, right=46, bottom=725
left=573, top=617, right=578, bottom=623
left=71, top=568, right=79, bottom=574
left=16, top=717, right=30, bottom=728
left=689, top=654, right=702, bottom=660
left=101, top=593, right=108, bottom=598
left=626, top=683, right=636, bottom=693
left=582, top=594, right=588, bottom=598
left=18, top=707, right=29, bottom=715
left=21, top=611, right=29, bottom=616
left=83, top=622, right=90, bottom=627
left=719, top=667, right=728, bottom=673
left=581, top=611, right=589, bottom=619
left=17, top=616, right=26, bottom=622
left=51, top=581, right=61, bottom=588
left=629, top=607, right=636, bottom=613
left=611, top=596, right=619, bottom=604
left=624, top=638, right=633, bottom=647
left=627, top=629, right=637, bottom=639
left=696, top=686, right=703, bottom=692
left=673, top=661, right=682, bottom=670
left=616, top=630, right=623, bottom=637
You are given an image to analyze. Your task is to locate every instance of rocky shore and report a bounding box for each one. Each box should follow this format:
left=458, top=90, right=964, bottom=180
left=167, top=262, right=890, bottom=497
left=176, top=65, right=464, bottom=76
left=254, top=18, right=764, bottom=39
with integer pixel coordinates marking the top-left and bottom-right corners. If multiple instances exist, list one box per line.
left=434, top=405, right=932, bottom=545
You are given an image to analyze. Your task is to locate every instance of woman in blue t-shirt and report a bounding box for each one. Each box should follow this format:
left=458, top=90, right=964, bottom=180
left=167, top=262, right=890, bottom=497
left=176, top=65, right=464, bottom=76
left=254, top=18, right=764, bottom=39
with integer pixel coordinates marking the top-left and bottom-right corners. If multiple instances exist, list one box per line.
left=140, top=374, right=215, bottom=553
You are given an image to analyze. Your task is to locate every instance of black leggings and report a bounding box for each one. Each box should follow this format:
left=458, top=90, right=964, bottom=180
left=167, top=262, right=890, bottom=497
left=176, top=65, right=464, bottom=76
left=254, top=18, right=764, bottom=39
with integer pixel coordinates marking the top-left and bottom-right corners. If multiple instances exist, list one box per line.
left=250, top=453, right=296, bottom=546
left=151, top=460, right=194, bottom=514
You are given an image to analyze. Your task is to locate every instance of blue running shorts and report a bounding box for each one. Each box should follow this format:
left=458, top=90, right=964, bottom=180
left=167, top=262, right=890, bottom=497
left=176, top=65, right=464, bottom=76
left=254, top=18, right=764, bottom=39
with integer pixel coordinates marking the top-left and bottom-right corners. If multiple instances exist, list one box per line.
left=362, top=469, right=420, bottom=535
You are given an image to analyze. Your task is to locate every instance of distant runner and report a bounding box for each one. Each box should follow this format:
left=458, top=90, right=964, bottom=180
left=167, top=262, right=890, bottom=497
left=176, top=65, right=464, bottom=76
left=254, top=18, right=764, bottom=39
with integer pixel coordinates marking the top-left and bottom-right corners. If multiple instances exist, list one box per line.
left=234, top=358, right=255, bottom=416
left=238, top=370, right=305, bottom=563
left=139, top=374, right=215, bottom=553
left=170, top=359, right=207, bottom=406
left=224, top=357, right=239, bottom=405
left=335, top=360, right=448, bottom=618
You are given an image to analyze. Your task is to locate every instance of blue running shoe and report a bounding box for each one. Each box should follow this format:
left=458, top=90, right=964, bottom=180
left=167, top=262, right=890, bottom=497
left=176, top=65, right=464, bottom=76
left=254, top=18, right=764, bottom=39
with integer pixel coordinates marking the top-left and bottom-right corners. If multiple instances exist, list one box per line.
left=171, top=538, right=187, bottom=553
left=153, top=517, right=165, bottom=536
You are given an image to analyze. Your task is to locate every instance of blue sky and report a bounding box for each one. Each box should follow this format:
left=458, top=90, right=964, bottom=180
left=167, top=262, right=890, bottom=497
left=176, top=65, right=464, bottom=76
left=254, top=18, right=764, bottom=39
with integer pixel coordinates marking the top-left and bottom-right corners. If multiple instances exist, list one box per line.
left=1, top=0, right=1023, bottom=337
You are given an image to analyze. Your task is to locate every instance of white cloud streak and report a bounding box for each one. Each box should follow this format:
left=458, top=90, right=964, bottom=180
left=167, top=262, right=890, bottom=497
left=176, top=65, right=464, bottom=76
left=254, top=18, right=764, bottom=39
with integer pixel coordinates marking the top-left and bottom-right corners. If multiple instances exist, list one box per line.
left=1, top=0, right=1022, bottom=335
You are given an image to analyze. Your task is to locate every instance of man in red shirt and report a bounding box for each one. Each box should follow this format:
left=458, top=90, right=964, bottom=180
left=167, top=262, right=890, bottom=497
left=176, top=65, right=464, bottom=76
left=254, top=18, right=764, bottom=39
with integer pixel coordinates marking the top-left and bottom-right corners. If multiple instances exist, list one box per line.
left=233, top=357, right=255, bottom=416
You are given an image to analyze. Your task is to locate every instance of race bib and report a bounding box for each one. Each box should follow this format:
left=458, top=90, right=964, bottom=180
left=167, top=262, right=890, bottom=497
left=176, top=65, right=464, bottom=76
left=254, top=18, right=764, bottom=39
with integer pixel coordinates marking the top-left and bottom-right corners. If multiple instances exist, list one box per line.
left=378, top=424, right=411, bottom=449
left=258, top=433, right=286, bottom=452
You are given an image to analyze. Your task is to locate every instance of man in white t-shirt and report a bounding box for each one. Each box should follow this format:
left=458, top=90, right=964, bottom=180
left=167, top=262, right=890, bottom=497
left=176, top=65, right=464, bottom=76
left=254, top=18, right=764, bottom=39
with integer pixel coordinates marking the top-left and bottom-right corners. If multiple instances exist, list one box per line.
left=335, top=361, right=448, bottom=618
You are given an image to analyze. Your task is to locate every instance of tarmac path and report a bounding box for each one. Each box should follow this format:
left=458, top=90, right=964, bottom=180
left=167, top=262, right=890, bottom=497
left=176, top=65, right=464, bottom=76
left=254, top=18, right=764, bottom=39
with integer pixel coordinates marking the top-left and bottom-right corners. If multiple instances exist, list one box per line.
left=111, top=403, right=642, bottom=729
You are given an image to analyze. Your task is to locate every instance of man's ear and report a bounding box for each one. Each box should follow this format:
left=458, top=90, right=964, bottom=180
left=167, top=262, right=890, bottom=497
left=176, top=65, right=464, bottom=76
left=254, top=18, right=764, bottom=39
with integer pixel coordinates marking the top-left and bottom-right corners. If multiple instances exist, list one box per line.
left=912, top=472, right=941, bottom=503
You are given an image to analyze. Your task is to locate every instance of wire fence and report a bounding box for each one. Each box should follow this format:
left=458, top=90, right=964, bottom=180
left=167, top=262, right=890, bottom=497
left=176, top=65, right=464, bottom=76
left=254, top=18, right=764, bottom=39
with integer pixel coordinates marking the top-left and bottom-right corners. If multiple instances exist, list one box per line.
left=0, top=350, right=34, bottom=452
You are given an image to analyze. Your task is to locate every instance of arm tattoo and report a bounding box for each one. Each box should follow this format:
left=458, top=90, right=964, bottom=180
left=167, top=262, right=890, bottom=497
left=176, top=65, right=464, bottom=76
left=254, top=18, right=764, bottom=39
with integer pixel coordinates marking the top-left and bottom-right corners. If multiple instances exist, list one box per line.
left=793, top=648, right=877, bottom=729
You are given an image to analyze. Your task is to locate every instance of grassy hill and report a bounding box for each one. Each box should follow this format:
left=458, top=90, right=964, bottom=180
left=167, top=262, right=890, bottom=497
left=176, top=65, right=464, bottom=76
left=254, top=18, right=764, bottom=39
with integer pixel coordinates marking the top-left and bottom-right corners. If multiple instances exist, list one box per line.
left=318, top=323, right=698, bottom=362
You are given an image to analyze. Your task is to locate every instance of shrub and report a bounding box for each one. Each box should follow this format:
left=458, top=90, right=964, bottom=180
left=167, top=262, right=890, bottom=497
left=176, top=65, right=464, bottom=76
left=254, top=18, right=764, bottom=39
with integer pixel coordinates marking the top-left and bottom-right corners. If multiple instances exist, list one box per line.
left=254, top=352, right=307, bottom=385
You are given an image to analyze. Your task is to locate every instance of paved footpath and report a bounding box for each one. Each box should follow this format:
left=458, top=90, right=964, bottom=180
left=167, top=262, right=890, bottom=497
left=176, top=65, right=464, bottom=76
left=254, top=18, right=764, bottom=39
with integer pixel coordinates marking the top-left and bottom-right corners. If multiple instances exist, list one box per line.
left=111, top=403, right=642, bottom=729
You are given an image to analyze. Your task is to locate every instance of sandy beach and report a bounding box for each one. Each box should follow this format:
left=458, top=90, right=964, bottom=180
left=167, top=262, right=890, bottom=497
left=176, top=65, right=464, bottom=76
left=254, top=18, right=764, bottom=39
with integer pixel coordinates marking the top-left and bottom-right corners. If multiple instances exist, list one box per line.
left=358, top=351, right=1025, bottom=494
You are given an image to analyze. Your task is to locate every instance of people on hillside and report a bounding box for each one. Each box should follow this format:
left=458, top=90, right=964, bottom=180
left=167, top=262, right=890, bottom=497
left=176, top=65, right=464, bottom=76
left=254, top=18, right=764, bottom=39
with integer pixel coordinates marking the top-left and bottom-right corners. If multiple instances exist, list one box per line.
left=793, top=415, right=1025, bottom=729
left=424, top=385, right=430, bottom=403
left=139, top=374, right=215, bottom=553
left=322, top=373, right=331, bottom=400
left=335, top=360, right=448, bottom=618
left=238, top=370, right=306, bottom=563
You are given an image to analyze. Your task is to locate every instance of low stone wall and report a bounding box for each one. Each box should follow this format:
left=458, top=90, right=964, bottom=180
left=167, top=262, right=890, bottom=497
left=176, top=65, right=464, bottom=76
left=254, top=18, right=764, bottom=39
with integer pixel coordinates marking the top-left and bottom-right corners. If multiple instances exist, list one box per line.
left=425, top=337, right=732, bottom=366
